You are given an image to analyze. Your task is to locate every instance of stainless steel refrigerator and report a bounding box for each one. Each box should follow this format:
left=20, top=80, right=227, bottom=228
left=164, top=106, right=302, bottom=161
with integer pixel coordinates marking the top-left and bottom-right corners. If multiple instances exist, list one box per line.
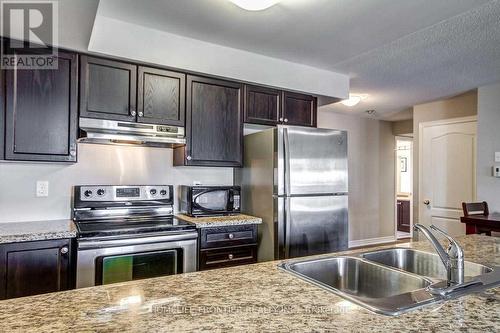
left=235, top=125, right=348, bottom=261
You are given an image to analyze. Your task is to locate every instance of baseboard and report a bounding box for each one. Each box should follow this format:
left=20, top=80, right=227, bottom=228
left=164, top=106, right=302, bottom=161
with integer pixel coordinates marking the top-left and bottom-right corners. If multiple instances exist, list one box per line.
left=348, top=236, right=397, bottom=249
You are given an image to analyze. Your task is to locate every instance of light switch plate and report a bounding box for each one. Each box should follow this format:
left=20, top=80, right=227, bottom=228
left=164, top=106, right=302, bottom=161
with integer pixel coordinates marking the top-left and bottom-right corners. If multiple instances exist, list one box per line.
left=495, top=152, right=500, bottom=163
left=36, top=181, right=49, bottom=197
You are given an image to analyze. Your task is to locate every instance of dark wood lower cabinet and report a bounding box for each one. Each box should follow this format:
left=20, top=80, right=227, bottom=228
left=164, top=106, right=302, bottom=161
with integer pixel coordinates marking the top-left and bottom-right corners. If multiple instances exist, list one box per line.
left=397, top=200, right=411, bottom=233
left=0, top=239, right=74, bottom=300
left=198, top=224, right=258, bottom=271
left=200, top=245, right=257, bottom=271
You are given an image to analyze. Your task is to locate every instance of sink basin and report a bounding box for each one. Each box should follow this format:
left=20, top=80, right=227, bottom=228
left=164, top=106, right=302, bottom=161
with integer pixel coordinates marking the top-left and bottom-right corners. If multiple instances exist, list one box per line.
left=360, top=248, right=493, bottom=280
left=279, top=248, right=499, bottom=316
left=278, top=256, right=438, bottom=315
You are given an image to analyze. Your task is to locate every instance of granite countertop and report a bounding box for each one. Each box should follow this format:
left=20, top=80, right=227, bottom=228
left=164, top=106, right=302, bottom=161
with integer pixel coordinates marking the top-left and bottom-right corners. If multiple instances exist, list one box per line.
left=176, top=213, right=262, bottom=228
left=0, top=219, right=77, bottom=244
left=0, top=235, right=498, bottom=332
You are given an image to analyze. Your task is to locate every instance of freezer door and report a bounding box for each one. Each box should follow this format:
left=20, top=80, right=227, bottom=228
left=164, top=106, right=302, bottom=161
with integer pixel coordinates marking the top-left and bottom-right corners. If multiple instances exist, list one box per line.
left=278, top=126, right=348, bottom=195
left=280, top=195, right=348, bottom=259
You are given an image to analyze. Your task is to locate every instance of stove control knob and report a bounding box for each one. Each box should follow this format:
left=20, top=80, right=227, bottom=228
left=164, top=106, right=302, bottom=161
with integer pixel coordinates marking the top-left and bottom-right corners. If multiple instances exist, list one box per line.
left=150, top=189, right=157, bottom=196
left=160, top=189, right=167, bottom=196
left=97, top=189, right=105, bottom=196
left=84, top=190, right=93, bottom=198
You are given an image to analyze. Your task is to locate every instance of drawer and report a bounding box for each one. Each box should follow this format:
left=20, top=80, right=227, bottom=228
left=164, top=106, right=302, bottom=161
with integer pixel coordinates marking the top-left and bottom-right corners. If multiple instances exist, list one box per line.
left=200, top=224, right=258, bottom=249
left=199, top=245, right=257, bottom=271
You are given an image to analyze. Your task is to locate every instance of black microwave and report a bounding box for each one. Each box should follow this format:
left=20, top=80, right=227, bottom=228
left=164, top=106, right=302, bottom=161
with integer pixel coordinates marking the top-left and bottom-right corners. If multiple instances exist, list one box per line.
left=180, top=186, right=241, bottom=217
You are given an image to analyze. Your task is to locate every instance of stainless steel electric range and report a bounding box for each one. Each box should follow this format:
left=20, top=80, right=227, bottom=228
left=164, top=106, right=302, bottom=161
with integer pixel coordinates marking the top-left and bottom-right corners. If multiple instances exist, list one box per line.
left=73, top=185, right=197, bottom=288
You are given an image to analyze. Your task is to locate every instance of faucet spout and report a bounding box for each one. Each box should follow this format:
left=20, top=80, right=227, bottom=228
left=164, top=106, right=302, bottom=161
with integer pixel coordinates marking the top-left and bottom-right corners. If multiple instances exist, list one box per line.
left=414, top=224, right=465, bottom=286
left=413, top=224, right=449, bottom=265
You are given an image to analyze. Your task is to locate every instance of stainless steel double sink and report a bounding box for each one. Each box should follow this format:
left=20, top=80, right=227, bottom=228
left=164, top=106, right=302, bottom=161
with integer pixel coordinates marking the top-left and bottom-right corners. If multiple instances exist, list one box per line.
left=278, top=248, right=498, bottom=316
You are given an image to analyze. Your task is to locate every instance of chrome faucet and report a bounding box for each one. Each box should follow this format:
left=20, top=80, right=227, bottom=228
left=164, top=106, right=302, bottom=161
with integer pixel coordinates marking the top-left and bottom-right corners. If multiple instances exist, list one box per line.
left=413, top=224, right=465, bottom=286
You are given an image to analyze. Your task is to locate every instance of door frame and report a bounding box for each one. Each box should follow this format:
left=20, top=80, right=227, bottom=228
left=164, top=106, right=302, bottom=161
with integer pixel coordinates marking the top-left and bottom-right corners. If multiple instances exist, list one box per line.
left=394, top=136, right=413, bottom=239
left=418, top=115, right=477, bottom=231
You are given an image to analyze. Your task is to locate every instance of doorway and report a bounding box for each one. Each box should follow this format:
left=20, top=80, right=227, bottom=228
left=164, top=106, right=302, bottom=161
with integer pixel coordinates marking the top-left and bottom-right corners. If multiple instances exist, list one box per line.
left=395, top=137, right=413, bottom=240
left=419, top=116, right=477, bottom=236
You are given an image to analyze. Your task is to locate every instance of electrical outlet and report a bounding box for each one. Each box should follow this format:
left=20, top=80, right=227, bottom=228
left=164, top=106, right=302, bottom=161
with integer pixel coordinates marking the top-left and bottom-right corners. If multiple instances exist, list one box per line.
left=36, top=181, right=49, bottom=197
left=495, top=152, right=500, bottom=163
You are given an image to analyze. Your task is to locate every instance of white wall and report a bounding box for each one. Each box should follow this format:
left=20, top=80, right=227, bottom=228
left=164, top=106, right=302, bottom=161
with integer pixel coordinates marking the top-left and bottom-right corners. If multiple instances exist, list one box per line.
left=477, top=83, right=500, bottom=213
left=88, top=16, right=349, bottom=101
left=0, top=144, right=233, bottom=223
left=317, top=110, right=395, bottom=242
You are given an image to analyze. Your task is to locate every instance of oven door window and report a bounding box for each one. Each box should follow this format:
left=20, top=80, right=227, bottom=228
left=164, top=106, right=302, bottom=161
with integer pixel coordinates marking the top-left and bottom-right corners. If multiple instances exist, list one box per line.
left=97, top=250, right=181, bottom=285
left=194, top=190, right=228, bottom=211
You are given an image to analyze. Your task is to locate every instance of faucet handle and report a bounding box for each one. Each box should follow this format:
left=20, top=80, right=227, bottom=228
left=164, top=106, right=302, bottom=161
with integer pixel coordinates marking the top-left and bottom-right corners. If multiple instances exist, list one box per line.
left=429, top=225, right=464, bottom=256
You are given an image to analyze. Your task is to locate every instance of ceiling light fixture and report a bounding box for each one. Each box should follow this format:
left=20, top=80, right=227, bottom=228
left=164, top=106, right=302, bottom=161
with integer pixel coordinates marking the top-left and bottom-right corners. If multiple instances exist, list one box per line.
left=340, top=94, right=369, bottom=107
left=229, top=0, right=280, bottom=11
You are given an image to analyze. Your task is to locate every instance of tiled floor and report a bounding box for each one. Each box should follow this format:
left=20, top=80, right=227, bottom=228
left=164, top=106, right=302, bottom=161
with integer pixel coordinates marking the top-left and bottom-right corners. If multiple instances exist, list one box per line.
left=397, top=230, right=411, bottom=239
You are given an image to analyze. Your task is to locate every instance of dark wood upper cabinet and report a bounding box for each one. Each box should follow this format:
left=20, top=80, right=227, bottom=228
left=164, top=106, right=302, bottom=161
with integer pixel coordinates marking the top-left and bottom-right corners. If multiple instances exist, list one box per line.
left=4, top=50, right=78, bottom=162
left=80, top=56, right=137, bottom=122
left=137, top=66, right=185, bottom=126
left=0, top=239, right=74, bottom=300
left=244, top=87, right=317, bottom=128
left=282, top=91, right=317, bottom=127
left=244, top=85, right=281, bottom=126
left=175, top=75, right=243, bottom=167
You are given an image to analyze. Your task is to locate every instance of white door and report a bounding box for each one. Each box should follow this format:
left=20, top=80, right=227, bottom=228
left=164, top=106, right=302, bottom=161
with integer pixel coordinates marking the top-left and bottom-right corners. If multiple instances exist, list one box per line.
left=420, top=117, right=477, bottom=236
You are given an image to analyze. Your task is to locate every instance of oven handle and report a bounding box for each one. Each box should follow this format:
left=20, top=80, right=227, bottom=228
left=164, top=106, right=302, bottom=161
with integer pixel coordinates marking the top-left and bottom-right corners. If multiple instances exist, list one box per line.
left=78, top=232, right=198, bottom=250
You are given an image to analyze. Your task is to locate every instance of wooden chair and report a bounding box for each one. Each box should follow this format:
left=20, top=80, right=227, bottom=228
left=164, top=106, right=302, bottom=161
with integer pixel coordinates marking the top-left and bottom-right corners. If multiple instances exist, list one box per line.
left=462, top=201, right=489, bottom=217
left=462, top=201, right=493, bottom=236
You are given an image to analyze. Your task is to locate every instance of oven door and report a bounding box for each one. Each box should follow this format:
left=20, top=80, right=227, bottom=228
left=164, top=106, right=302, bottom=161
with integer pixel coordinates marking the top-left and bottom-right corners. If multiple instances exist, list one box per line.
left=76, top=232, right=197, bottom=288
left=192, top=189, right=239, bottom=215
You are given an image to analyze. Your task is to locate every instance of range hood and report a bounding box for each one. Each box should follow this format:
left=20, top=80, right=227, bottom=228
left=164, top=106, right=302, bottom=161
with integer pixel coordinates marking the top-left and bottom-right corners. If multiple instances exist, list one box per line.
left=78, top=118, right=186, bottom=148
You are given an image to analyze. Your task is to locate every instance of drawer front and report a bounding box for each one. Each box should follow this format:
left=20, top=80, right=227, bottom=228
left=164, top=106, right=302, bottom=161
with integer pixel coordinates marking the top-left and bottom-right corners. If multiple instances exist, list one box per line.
left=200, top=224, right=258, bottom=249
left=199, top=245, right=257, bottom=271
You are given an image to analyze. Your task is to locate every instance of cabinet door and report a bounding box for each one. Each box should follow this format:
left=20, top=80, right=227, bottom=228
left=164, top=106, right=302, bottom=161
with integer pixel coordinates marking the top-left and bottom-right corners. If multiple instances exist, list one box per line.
left=244, top=85, right=281, bottom=126
left=0, top=239, right=73, bottom=300
left=282, top=91, right=317, bottom=127
left=80, top=56, right=137, bottom=122
left=397, top=200, right=411, bottom=233
left=182, top=75, right=243, bottom=167
left=137, top=66, right=185, bottom=126
left=4, top=51, right=78, bottom=162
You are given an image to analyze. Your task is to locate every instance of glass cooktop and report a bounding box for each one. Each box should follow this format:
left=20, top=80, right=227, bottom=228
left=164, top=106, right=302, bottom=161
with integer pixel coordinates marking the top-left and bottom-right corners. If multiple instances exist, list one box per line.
left=75, top=216, right=196, bottom=238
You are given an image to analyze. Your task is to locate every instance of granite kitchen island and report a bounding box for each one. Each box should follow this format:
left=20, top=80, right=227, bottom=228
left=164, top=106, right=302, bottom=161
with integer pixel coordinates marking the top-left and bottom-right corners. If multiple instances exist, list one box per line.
left=0, top=235, right=498, bottom=332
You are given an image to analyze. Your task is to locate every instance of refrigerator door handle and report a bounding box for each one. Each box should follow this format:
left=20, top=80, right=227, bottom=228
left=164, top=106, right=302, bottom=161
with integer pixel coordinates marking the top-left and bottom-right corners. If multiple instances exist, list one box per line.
left=284, top=197, right=291, bottom=259
left=283, top=127, right=291, bottom=196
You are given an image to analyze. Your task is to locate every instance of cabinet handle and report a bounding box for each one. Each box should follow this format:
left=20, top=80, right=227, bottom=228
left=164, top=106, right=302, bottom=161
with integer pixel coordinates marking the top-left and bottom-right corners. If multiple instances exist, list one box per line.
left=284, top=118, right=289, bottom=123
left=228, top=233, right=234, bottom=239
left=60, top=247, right=69, bottom=255
left=131, top=110, right=137, bottom=116
left=279, top=117, right=284, bottom=122
left=186, top=155, right=192, bottom=161
left=228, top=254, right=234, bottom=260
left=138, top=111, right=144, bottom=117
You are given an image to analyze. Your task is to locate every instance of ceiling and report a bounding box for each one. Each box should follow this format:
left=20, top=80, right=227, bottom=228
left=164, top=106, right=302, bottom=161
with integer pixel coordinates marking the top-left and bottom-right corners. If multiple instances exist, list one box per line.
left=63, top=0, right=500, bottom=120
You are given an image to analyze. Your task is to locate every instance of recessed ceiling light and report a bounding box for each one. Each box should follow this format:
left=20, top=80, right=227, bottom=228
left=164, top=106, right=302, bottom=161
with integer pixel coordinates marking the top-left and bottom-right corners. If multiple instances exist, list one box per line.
left=229, top=0, right=280, bottom=11
left=340, top=94, right=369, bottom=107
